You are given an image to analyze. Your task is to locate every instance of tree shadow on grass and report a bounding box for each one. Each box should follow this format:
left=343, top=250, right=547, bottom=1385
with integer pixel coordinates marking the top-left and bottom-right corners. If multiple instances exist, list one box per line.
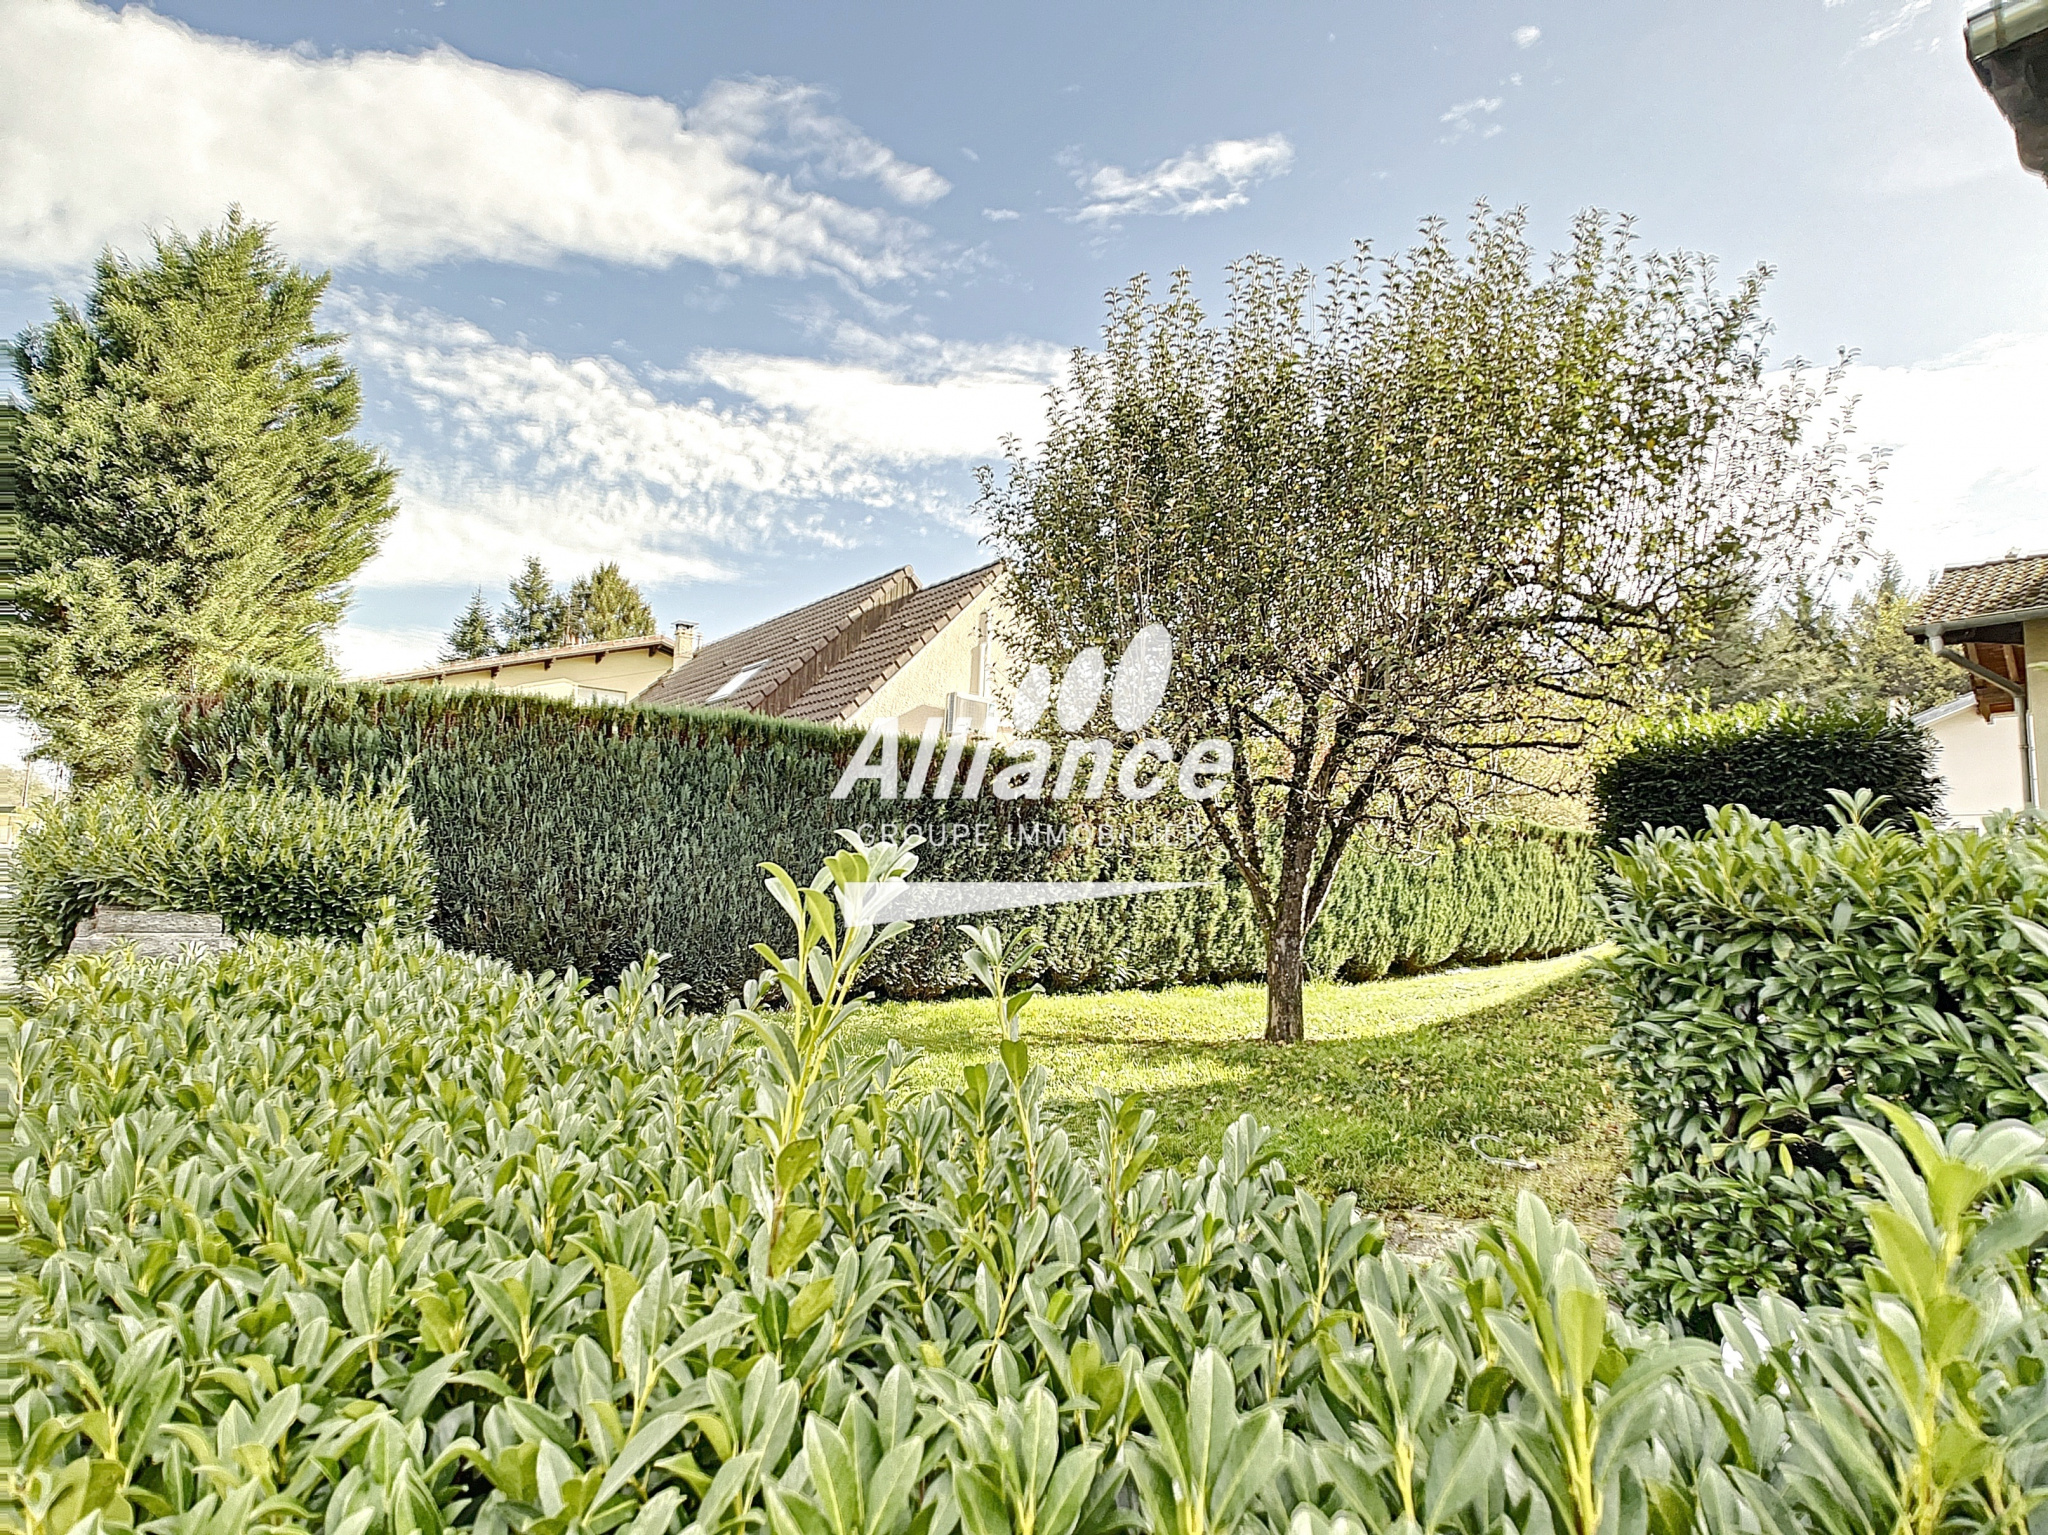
left=1111, top=971, right=1626, bottom=1223
left=860, top=959, right=1625, bottom=1227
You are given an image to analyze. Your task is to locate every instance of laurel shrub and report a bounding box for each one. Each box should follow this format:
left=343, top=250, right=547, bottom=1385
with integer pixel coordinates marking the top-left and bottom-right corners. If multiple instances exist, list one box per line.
left=1602, top=800, right=2048, bottom=1326
left=11, top=778, right=433, bottom=972
left=7, top=838, right=2048, bottom=1532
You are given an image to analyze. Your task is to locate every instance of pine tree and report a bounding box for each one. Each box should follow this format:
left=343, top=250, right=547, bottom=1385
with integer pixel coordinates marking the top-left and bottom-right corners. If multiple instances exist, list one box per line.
left=561, top=562, right=655, bottom=642
left=0, top=401, right=26, bottom=705
left=11, top=209, right=397, bottom=781
left=442, top=589, right=499, bottom=661
left=1661, top=554, right=1958, bottom=714
left=499, top=557, right=565, bottom=652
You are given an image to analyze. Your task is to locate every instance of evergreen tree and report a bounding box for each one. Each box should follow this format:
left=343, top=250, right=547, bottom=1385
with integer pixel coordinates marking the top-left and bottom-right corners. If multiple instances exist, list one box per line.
left=561, top=562, right=655, bottom=642
left=499, top=557, right=565, bottom=652
left=1843, top=555, right=1959, bottom=713
left=1662, top=554, right=1957, bottom=714
left=442, top=589, right=499, bottom=661
left=0, top=402, right=26, bottom=707
left=11, top=209, right=397, bottom=781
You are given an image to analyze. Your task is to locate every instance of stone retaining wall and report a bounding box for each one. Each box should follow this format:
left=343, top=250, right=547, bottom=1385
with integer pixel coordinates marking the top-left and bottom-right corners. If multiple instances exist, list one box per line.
left=69, top=907, right=237, bottom=960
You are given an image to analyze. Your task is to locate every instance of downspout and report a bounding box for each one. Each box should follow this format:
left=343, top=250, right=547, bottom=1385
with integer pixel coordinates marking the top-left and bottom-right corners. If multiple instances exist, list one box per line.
left=1928, top=629, right=2036, bottom=809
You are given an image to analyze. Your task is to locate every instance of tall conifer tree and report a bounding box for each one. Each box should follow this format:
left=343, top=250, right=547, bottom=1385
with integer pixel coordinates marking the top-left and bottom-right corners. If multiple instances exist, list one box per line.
left=12, top=209, right=397, bottom=780
left=499, top=557, right=565, bottom=653
left=442, top=589, right=499, bottom=661
left=561, top=562, right=655, bottom=642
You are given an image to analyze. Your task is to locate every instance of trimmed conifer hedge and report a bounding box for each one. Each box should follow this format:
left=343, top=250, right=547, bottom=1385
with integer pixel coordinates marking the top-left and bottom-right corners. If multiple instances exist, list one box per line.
left=1590, top=698, right=1940, bottom=845
left=1603, top=804, right=2048, bottom=1327
left=138, top=670, right=1599, bottom=999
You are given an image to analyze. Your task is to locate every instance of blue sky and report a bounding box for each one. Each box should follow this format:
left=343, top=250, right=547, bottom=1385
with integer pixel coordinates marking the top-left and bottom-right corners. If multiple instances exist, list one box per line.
left=3, top=0, right=2046, bottom=681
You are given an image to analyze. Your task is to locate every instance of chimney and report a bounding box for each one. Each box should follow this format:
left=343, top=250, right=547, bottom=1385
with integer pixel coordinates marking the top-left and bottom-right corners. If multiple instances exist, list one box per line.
left=671, top=621, right=699, bottom=670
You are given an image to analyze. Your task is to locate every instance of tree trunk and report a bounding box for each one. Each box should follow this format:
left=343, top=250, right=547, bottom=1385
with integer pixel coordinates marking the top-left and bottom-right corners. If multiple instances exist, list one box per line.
left=1264, top=902, right=1307, bottom=1044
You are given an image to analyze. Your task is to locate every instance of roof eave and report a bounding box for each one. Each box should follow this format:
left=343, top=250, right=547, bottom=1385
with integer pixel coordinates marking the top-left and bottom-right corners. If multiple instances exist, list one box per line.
left=816, top=569, right=1003, bottom=723
left=1913, top=604, right=2048, bottom=635
left=1912, top=692, right=1985, bottom=726
left=376, top=635, right=672, bottom=684
left=1970, top=1, right=2048, bottom=58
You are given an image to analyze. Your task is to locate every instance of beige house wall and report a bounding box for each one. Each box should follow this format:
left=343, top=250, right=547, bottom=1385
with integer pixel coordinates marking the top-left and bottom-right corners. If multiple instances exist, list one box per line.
left=850, top=586, right=1009, bottom=731
left=407, top=647, right=674, bottom=705
left=1926, top=703, right=2026, bottom=825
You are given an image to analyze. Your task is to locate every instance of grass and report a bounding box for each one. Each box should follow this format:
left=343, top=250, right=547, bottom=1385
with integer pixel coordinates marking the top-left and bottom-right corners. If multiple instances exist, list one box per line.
left=851, top=951, right=1626, bottom=1229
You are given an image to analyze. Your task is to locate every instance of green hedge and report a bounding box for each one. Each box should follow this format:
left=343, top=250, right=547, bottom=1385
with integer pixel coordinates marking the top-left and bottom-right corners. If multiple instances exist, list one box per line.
left=12, top=858, right=2048, bottom=1530
left=13, top=779, right=434, bottom=971
left=1590, top=698, right=1940, bottom=845
left=1602, top=805, right=2048, bottom=1326
left=138, top=670, right=1599, bottom=999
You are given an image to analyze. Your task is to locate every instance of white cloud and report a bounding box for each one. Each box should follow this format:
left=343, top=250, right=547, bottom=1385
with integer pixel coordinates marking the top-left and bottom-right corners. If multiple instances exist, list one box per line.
left=1440, top=97, right=1505, bottom=140
left=367, top=477, right=742, bottom=594
left=687, top=327, right=1066, bottom=464
left=1513, top=26, right=1542, bottom=47
left=1061, top=135, right=1295, bottom=222
left=329, top=623, right=449, bottom=680
left=0, top=0, right=945, bottom=281
left=983, top=208, right=1022, bottom=221
left=1859, top=0, right=1934, bottom=47
left=1837, top=333, right=2048, bottom=586
left=339, top=297, right=1063, bottom=590
left=685, top=77, right=950, bottom=206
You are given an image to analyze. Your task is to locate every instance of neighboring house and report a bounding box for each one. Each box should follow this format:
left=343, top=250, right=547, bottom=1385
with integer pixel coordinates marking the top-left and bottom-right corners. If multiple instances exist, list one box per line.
left=384, top=561, right=1010, bottom=729
left=1910, top=551, right=2048, bottom=815
left=380, top=631, right=687, bottom=706
left=1913, top=694, right=2025, bottom=827
left=638, top=561, right=1007, bottom=733
left=1968, top=0, right=2048, bottom=181
left=0, top=766, right=54, bottom=846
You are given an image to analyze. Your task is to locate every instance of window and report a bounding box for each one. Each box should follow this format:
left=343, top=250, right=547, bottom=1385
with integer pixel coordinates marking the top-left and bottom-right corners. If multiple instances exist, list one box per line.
left=708, top=663, right=763, bottom=702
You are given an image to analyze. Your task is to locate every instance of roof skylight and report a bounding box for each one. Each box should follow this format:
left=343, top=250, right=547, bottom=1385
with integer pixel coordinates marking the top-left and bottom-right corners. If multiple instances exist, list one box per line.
left=708, top=664, right=764, bottom=702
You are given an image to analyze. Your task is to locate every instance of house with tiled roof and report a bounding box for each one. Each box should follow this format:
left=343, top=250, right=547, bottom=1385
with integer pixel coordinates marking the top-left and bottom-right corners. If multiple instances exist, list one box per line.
left=1910, top=550, right=2048, bottom=818
left=380, top=632, right=685, bottom=706
left=640, top=561, right=1007, bottom=732
left=387, top=561, right=1010, bottom=735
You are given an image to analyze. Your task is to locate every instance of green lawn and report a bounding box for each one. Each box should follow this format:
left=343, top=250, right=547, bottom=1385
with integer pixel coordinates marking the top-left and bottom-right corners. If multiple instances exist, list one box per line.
left=851, top=951, right=1626, bottom=1226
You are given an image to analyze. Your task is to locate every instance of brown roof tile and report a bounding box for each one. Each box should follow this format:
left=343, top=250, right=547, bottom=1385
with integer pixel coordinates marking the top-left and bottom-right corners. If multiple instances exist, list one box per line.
left=782, top=562, right=1004, bottom=723
left=1920, top=552, right=2048, bottom=626
left=638, top=560, right=1004, bottom=725
left=639, top=567, right=917, bottom=712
